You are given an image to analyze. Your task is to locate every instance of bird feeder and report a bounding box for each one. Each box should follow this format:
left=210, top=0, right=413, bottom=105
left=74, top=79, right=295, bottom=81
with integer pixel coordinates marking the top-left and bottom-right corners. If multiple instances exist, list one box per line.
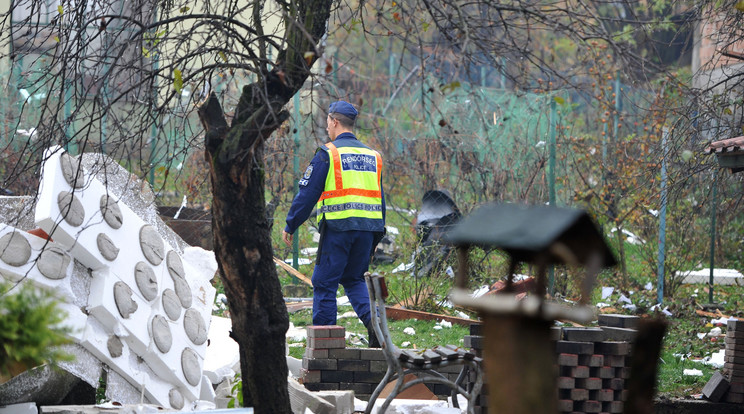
left=445, top=203, right=616, bottom=414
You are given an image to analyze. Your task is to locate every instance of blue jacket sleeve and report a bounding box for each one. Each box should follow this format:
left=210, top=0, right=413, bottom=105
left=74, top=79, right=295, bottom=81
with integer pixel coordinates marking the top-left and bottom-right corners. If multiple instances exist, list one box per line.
left=284, top=149, right=329, bottom=234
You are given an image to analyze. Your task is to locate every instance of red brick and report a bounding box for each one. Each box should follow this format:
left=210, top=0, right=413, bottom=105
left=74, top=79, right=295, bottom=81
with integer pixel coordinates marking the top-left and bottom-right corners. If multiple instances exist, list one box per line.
left=570, top=366, right=590, bottom=378
left=598, top=366, right=616, bottom=379
left=307, top=337, right=345, bottom=349
left=300, top=368, right=321, bottom=383
left=557, top=399, right=574, bottom=412
left=608, top=355, right=626, bottom=367
left=604, top=400, right=624, bottom=413
left=576, top=377, right=602, bottom=390
left=576, top=400, right=602, bottom=413
left=557, top=376, right=575, bottom=389
left=327, top=325, right=346, bottom=337
left=306, top=326, right=331, bottom=338
left=604, top=377, right=625, bottom=390
left=579, top=354, right=605, bottom=367
left=592, top=388, right=614, bottom=402
left=558, top=353, right=579, bottom=366
left=595, top=341, right=631, bottom=356
left=570, top=388, right=589, bottom=401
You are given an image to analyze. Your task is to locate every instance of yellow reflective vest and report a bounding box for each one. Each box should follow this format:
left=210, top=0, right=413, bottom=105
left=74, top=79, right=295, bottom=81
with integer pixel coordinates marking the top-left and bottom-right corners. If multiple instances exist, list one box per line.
left=316, top=142, right=383, bottom=226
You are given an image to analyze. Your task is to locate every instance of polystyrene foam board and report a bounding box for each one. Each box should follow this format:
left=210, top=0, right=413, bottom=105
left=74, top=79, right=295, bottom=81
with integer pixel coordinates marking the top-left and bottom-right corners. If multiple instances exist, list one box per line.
left=0, top=225, right=74, bottom=299
left=87, top=270, right=152, bottom=355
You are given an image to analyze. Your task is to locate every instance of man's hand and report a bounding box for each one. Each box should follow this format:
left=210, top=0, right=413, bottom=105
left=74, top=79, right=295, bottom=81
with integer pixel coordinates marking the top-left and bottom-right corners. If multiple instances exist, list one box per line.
left=282, top=230, right=293, bottom=246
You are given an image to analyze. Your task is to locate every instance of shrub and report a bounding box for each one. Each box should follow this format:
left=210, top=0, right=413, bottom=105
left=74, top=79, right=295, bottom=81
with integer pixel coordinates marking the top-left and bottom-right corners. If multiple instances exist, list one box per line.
left=0, top=282, right=73, bottom=379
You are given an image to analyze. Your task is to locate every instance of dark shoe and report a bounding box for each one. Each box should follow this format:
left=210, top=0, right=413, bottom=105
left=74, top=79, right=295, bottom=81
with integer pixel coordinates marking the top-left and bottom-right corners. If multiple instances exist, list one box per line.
left=364, top=321, right=381, bottom=348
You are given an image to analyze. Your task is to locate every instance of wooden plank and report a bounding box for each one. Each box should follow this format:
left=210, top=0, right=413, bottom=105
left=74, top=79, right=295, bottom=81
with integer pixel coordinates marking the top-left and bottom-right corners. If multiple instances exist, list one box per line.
left=433, top=346, right=459, bottom=361
left=401, top=350, right=425, bottom=365
left=273, top=256, right=313, bottom=287
left=384, top=307, right=476, bottom=327
left=422, top=349, right=442, bottom=364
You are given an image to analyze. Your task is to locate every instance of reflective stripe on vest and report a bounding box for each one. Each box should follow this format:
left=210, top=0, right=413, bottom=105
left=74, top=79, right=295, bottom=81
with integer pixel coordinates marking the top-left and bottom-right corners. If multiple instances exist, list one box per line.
left=316, top=142, right=383, bottom=223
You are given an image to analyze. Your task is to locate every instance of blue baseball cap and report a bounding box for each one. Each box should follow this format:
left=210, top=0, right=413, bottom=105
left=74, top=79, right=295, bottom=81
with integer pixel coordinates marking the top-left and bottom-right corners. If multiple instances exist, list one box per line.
left=329, top=101, right=358, bottom=121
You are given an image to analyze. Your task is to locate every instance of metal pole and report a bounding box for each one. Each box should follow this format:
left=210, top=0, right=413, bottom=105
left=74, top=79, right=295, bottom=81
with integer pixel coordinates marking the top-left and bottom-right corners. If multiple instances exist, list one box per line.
left=709, top=170, right=718, bottom=304
left=548, top=99, right=557, bottom=295
left=292, top=93, right=300, bottom=274
left=656, top=128, right=668, bottom=304
left=612, top=71, right=622, bottom=141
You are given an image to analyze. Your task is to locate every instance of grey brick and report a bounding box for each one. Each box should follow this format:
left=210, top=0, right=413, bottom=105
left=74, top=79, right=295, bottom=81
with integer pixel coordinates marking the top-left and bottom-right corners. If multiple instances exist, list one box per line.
left=321, top=370, right=354, bottom=382
left=301, top=368, right=321, bottom=383
left=370, top=360, right=388, bottom=373
left=601, top=327, right=637, bottom=342
left=306, top=326, right=330, bottom=338
left=308, top=337, right=346, bottom=349
left=328, top=325, right=346, bottom=337
left=702, top=371, right=729, bottom=402
left=557, top=399, right=574, bottom=413
left=303, top=358, right=337, bottom=370
left=470, top=323, right=483, bottom=336
left=562, top=327, right=605, bottom=342
left=304, top=382, right=340, bottom=391
left=550, top=327, right=563, bottom=341
left=598, top=314, right=640, bottom=329
left=338, top=359, right=369, bottom=371
left=556, top=341, right=594, bottom=355
left=464, top=335, right=483, bottom=349
left=359, top=348, right=385, bottom=360
left=328, top=348, right=360, bottom=359
left=728, top=319, right=743, bottom=332
left=558, top=353, right=579, bottom=366
left=304, top=348, right=329, bottom=359
left=579, top=354, right=604, bottom=367
left=354, top=371, right=385, bottom=383
left=576, top=400, right=602, bottom=413
left=595, top=341, right=631, bottom=355
left=575, top=377, right=602, bottom=390
left=557, top=376, right=575, bottom=389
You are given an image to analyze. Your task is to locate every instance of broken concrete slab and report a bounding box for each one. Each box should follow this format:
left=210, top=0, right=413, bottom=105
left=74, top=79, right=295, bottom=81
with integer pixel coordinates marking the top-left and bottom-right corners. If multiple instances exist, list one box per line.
left=0, top=365, right=80, bottom=405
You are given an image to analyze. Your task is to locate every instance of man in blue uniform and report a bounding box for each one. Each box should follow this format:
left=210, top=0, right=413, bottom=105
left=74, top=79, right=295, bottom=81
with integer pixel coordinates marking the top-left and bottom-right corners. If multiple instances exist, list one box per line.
left=282, top=101, right=384, bottom=347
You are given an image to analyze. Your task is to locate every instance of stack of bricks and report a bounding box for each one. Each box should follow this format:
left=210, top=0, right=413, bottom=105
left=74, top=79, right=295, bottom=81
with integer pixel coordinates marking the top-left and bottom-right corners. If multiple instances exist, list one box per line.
left=555, top=314, right=636, bottom=414
left=301, top=325, right=387, bottom=398
left=724, top=319, right=744, bottom=404
left=461, top=323, right=487, bottom=414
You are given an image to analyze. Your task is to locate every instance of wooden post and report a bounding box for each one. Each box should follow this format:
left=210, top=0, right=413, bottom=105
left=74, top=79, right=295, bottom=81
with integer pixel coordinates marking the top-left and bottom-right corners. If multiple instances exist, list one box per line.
left=481, top=313, right=557, bottom=413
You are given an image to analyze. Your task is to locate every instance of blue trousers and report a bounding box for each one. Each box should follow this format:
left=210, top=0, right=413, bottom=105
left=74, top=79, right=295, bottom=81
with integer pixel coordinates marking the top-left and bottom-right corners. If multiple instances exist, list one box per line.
left=312, top=229, right=373, bottom=326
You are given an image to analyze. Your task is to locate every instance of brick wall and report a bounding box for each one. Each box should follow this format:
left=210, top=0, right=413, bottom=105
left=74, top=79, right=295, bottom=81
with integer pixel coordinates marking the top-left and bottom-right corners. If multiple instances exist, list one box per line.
left=301, top=314, right=638, bottom=414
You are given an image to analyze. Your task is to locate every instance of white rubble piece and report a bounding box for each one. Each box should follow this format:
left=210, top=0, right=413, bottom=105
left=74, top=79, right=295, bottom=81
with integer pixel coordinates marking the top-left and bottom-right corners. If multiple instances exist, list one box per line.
left=0, top=403, right=37, bottom=414
left=366, top=399, right=459, bottom=414
left=0, top=146, right=217, bottom=408
left=288, top=377, right=335, bottom=414
left=676, top=268, right=744, bottom=285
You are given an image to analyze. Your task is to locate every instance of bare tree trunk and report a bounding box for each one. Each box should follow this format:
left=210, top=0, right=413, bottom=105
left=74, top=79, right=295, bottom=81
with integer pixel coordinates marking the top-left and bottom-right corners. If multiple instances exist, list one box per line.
left=199, top=92, right=292, bottom=412
left=195, top=2, right=332, bottom=410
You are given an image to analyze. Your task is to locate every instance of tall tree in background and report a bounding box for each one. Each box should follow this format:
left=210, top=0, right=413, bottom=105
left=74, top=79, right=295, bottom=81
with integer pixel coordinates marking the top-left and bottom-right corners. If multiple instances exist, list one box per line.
left=1, top=0, right=331, bottom=411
